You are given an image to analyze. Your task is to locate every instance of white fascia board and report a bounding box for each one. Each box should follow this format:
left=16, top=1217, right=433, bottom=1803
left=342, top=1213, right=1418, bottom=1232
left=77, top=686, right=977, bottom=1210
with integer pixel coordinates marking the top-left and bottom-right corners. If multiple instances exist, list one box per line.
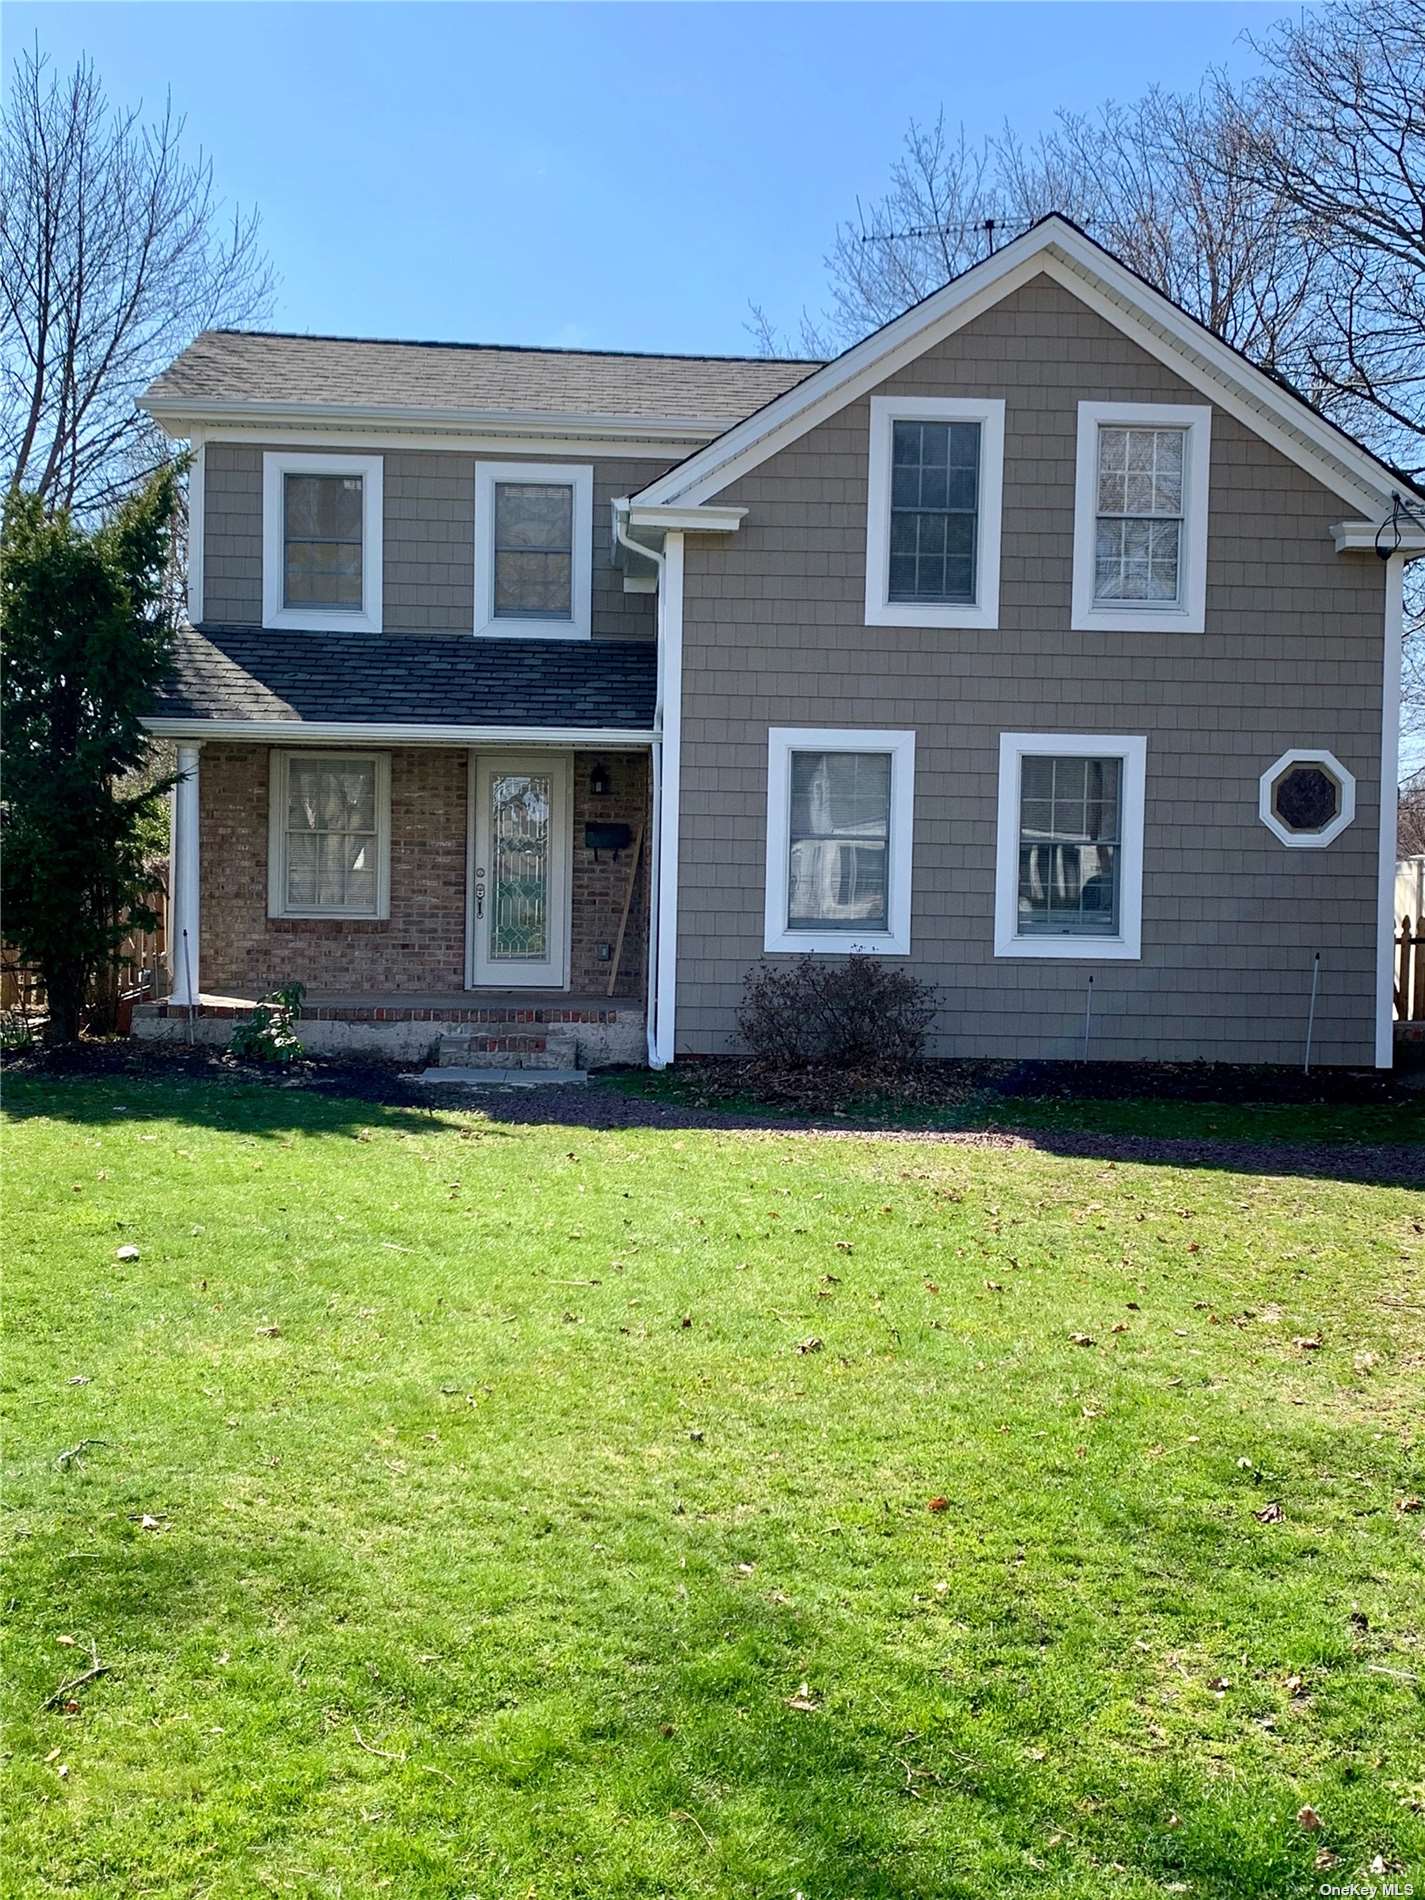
left=143, top=718, right=655, bottom=747
left=1039, top=252, right=1391, bottom=519
left=632, top=214, right=1414, bottom=522
left=142, top=393, right=723, bottom=446
left=635, top=251, right=1047, bottom=508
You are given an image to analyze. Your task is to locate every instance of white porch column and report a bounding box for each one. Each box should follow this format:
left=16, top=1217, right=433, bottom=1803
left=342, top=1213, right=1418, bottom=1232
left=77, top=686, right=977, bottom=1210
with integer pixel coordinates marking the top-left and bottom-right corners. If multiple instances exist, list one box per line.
left=170, top=741, right=204, bottom=1005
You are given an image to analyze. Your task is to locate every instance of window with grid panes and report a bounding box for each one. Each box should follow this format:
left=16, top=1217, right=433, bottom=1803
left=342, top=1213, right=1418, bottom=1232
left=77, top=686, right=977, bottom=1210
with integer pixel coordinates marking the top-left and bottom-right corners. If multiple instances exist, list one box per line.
left=1016, top=754, right=1121, bottom=935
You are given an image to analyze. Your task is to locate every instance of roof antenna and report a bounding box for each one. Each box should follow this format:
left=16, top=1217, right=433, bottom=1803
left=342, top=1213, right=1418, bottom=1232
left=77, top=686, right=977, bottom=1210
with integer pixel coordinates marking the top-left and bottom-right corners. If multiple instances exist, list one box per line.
left=983, top=217, right=997, bottom=257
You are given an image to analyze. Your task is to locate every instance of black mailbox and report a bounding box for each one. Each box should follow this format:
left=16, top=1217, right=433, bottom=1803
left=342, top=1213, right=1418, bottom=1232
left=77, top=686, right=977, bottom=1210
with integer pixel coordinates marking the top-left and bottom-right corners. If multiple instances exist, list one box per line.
left=584, top=822, right=632, bottom=859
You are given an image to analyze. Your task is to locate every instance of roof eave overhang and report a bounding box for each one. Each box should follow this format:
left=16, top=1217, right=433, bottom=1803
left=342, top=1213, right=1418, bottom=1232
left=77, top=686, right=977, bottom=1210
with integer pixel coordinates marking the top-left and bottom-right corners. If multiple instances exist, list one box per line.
left=141, top=393, right=726, bottom=448
left=631, top=216, right=1418, bottom=525
left=144, top=717, right=657, bottom=746
left=626, top=503, right=747, bottom=534
left=610, top=498, right=746, bottom=591
left=1331, top=519, right=1425, bottom=558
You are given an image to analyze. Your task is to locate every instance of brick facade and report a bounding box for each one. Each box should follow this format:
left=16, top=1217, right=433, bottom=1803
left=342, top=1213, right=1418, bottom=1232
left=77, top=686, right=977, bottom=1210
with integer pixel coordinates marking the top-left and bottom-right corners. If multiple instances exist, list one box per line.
left=568, top=751, right=650, bottom=996
left=197, top=743, right=649, bottom=1000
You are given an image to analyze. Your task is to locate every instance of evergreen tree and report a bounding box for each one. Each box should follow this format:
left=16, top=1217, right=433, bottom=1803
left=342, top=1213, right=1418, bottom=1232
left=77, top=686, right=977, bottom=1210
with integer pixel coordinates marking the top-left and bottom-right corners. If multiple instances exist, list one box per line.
left=2, top=465, right=180, bottom=1041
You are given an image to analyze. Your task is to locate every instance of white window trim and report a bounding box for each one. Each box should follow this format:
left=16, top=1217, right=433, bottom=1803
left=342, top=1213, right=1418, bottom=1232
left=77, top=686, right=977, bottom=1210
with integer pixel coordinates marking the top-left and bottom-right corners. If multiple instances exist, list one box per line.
left=261, top=452, right=384, bottom=634
left=994, top=731, right=1147, bottom=961
left=1071, top=402, right=1211, bottom=634
left=865, top=396, right=1004, bottom=631
left=474, top=460, right=593, bottom=641
left=267, top=749, right=392, bottom=920
left=1258, top=747, right=1356, bottom=848
left=764, top=726, right=916, bottom=955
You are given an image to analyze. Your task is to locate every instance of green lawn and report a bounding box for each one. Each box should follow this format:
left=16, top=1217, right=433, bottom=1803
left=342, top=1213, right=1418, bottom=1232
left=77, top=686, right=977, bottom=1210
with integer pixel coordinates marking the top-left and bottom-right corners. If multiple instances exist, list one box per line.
left=3, top=1073, right=1423, bottom=1899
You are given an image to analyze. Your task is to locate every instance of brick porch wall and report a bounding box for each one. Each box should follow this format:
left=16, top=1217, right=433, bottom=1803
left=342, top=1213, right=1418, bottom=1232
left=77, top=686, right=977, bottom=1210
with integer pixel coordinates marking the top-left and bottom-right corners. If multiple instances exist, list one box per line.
left=196, top=743, right=650, bottom=999
left=568, top=751, right=650, bottom=996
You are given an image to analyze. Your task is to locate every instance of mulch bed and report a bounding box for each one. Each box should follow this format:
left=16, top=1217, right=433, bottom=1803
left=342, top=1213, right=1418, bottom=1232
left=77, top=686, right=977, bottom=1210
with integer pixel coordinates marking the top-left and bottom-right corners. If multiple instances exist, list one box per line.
left=650, top=1053, right=1419, bottom=1114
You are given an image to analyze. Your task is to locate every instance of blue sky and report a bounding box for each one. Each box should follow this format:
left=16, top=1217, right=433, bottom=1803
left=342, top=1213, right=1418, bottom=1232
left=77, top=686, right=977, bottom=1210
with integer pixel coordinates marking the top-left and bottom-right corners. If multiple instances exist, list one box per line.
left=6, top=2, right=1294, bottom=354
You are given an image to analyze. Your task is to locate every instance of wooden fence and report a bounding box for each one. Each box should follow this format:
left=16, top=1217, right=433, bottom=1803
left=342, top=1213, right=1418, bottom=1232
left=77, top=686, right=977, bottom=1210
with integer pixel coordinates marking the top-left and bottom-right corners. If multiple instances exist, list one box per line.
left=1395, top=913, right=1425, bottom=1023
left=1, top=872, right=168, bottom=1030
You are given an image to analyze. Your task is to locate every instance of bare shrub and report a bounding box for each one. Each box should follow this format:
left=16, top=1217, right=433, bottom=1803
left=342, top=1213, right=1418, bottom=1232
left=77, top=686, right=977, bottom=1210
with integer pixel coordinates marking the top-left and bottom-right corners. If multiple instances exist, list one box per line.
left=736, top=955, right=939, bottom=1068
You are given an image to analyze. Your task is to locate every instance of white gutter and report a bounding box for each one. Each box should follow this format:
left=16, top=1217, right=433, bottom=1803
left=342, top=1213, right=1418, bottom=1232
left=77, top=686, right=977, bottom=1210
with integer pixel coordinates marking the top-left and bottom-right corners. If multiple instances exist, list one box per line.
left=143, top=718, right=656, bottom=747
left=142, top=393, right=728, bottom=443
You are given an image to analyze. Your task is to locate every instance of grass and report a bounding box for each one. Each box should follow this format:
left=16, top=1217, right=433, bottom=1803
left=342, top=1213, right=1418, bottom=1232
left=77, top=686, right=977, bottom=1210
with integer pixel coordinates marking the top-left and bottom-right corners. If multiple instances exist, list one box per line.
left=2, top=1071, right=1423, bottom=1899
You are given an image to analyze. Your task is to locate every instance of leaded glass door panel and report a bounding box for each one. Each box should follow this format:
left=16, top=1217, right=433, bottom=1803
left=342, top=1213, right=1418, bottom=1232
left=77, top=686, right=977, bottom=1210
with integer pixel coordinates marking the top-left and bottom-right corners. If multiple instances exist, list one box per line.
left=469, top=753, right=571, bottom=988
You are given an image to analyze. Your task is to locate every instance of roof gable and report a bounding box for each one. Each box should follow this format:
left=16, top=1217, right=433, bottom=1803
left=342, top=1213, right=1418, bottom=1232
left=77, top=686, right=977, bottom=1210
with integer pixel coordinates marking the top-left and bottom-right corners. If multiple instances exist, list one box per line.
left=633, top=216, right=1417, bottom=520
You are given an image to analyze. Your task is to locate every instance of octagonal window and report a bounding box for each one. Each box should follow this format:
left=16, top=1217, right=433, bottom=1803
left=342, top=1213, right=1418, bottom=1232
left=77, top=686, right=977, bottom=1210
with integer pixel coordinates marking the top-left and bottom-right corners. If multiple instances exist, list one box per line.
left=1273, top=763, right=1340, bottom=833
left=1258, top=750, right=1355, bottom=848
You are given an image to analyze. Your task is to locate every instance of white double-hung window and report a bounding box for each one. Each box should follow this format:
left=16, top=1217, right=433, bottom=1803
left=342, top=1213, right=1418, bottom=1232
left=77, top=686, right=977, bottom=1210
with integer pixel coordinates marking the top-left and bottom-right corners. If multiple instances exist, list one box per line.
left=267, top=751, right=391, bottom=919
left=865, top=396, right=1005, bottom=630
left=764, top=728, right=916, bottom=954
left=1072, top=402, right=1210, bottom=632
left=262, top=452, right=384, bottom=633
left=474, top=461, right=593, bottom=639
left=994, top=732, right=1146, bottom=960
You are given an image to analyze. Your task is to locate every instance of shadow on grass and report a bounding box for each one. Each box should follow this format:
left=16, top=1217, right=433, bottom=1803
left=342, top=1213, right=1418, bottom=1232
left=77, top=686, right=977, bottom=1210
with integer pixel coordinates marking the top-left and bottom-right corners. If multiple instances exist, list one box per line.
left=468, top=1077, right=1425, bottom=1191
left=4, top=1055, right=1421, bottom=1187
left=0, top=1068, right=476, bottom=1143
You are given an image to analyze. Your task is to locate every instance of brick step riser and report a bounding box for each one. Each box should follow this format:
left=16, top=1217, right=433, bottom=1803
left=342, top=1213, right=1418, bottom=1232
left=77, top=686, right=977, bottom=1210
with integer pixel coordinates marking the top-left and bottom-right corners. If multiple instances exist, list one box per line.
left=438, top=1030, right=578, bottom=1072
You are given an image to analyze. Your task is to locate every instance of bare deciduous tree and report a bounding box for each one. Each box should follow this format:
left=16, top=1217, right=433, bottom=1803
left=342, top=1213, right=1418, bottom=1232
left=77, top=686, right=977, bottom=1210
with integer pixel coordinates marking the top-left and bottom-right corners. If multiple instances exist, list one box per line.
left=1, top=45, right=274, bottom=516
left=751, top=91, right=1325, bottom=370
left=1398, top=769, right=1425, bottom=857
left=1237, top=0, right=1425, bottom=479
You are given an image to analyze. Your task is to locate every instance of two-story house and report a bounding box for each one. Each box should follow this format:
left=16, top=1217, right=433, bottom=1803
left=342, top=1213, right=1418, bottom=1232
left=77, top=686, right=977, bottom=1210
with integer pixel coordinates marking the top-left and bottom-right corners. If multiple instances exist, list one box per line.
left=136, top=216, right=1424, bottom=1072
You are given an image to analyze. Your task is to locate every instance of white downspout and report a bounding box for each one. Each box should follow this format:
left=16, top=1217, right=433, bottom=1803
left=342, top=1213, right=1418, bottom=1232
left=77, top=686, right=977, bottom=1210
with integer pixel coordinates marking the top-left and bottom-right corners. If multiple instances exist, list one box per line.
left=1377, top=552, right=1405, bottom=1067
left=614, top=503, right=669, bottom=1067
left=170, top=741, right=204, bottom=1006
left=653, top=531, right=685, bottom=1070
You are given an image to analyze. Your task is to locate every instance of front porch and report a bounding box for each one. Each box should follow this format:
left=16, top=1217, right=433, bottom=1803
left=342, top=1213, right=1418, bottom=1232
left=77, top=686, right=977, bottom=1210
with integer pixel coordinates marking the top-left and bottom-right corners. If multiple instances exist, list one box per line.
left=151, top=738, right=653, bottom=1069
left=135, top=989, right=646, bottom=1067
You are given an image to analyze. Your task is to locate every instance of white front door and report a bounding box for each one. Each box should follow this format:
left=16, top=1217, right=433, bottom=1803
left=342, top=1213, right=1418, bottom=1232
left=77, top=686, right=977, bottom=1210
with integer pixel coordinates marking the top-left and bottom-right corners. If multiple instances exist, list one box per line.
left=468, top=752, right=571, bottom=989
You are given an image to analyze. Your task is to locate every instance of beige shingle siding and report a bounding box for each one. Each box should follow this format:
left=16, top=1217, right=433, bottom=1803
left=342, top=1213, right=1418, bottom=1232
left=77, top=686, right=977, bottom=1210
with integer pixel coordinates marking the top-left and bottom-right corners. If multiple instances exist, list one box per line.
left=676, top=274, right=1385, bottom=1066
left=201, top=445, right=672, bottom=640
left=150, top=330, right=819, bottom=421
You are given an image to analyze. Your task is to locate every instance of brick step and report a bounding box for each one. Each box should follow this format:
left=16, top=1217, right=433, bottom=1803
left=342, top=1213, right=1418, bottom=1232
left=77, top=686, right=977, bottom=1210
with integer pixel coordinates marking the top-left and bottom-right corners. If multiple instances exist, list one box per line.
left=438, top=1026, right=578, bottom=1070
left=450, top=1007, right=633, bottom=1028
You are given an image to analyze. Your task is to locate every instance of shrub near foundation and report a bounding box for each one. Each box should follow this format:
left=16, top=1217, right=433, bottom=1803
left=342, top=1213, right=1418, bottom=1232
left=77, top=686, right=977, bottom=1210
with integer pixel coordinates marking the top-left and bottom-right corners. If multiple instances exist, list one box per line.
left=737, top=953, right=939, bottom=1066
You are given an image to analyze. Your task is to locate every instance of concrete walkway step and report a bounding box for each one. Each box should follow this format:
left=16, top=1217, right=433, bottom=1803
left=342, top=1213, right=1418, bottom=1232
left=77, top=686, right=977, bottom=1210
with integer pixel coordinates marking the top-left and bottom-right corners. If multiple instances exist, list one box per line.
left=411, top=1067, right=588, bottom=1089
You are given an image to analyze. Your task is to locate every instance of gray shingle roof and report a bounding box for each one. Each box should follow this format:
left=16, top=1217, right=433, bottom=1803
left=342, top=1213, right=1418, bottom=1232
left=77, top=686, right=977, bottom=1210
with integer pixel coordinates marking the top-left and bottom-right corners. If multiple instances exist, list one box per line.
left=151, top=626, right=657, bottom=730
left=144, top=330, right=822, bottom=423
